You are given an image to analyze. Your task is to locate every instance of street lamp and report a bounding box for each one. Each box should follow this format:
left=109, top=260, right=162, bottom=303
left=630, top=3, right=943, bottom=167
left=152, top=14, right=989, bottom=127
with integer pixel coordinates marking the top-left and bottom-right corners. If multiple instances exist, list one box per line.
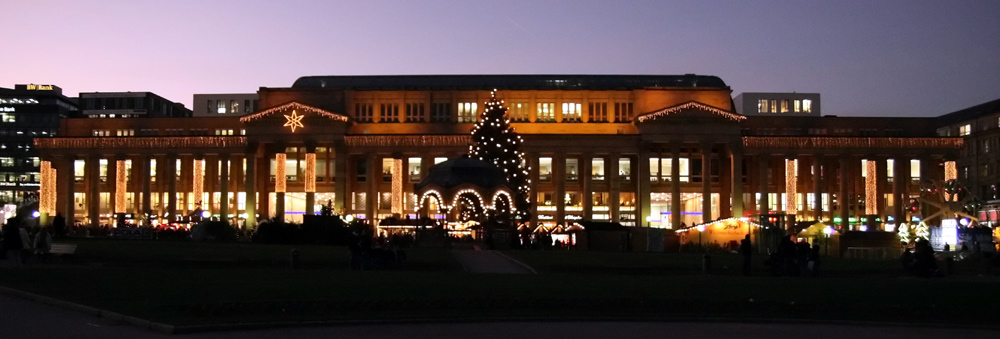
left=823, top=225, right=834, bottom=256
left=697, top=224, right=706, bottom=250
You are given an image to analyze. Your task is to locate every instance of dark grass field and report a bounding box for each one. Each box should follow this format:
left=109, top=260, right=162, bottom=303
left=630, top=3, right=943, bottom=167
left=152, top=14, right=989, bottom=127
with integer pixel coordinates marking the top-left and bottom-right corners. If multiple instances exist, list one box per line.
left=1, top=238, right=998, bottom=327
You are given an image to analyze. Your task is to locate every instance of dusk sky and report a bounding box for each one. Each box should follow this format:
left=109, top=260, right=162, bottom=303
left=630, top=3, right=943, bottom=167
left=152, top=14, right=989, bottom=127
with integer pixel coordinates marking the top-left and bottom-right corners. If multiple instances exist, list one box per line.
left=2, top=0, right=998, bottom=117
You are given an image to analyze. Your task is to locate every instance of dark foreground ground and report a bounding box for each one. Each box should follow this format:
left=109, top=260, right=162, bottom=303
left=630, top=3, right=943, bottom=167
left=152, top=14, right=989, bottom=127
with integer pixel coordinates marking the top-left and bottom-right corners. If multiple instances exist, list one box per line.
left=1, top=238, right=998, bottom=330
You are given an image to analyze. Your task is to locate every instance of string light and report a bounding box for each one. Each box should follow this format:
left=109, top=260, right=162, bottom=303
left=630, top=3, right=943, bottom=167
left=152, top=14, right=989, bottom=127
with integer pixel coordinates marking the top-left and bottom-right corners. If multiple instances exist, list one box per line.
left=239, top=102, right=348, bottom=123
left=192, top=159, right=204, bottom=210
left=39, top=161, right=54, bottom=215
left=345, top=135, right=469, bottom=147
left=391, top=159, right=402, bottom=214
left=275, top=153, right=286, bottom=193
left=419, top=190, right=446, bottom=212
left=636, top=101, right=745, bottom=122
left=115, top=160, right=127, bottom=213
left=304, top=153, right=316, bottom=193
left=35, top=136, right=246, bottom=150
left=743, top=137, right=963, bottom=149
left=785, top=159, right=797, bottom=215
left=468, top=90, right=531, bottom=220
left=865, top=159, right=877, bottom=215
left=283, top=110, right=305, bottom=132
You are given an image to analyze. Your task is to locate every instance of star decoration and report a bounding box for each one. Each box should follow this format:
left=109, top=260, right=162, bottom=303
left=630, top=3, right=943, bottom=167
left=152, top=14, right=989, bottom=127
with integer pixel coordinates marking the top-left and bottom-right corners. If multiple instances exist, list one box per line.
left=283, top=110, right=304, bottom=132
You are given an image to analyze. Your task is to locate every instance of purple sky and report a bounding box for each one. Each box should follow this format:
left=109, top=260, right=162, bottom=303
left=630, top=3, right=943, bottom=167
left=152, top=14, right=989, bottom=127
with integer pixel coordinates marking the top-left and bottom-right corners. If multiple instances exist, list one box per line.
left=2, top=0, right=998, bottom=117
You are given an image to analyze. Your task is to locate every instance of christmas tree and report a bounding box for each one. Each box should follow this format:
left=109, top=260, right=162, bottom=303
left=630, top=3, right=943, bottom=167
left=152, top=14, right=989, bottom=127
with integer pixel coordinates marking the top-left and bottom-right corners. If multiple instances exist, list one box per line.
left=469, top=91, right=531, bottom=222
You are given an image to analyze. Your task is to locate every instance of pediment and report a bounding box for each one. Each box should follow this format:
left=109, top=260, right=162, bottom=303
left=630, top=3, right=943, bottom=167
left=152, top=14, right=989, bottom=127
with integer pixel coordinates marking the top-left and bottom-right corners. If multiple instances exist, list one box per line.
left=635, top=101, right=745, bottom=123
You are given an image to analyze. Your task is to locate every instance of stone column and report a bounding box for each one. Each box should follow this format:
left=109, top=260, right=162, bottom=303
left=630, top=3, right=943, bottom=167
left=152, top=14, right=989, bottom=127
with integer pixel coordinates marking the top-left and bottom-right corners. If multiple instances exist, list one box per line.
left=637, top=144, right=652, bottom=227
left=219, top=154, right=230, bottom=222
left=701, top=142, right=712, bottom=223
left=529, top=152, right=539, bottom=226
left=875, top=157, right=888, bottom=229
left=581, top=154, right=592, bottom=220
left=608, top=153, right=620, bottom=223
left=59, top=157, right=75, bottom=220
left=366, top=154, right=377, bottom=221
left=274, top=153, right=286, bottom=220
left=334, top=143, right=348, bottom=213
left=87, top=156, right=100, bottom=227
left=758, top=154, right=770, bottom=217
left=813, top=154, right=823, bottom=221
left=670, top=143, right=681, bottom=229
left=305, top=151, right=317, bottom=216
left=555, top=154, right=566, bottom=225
left=108, top=157, right=118, bottom=221
left=839, top=155, right=850, bottom=230
left=730, top=143, right=744, bottom=218
left=244, top=154, right=257, bottom=227
left=166, top=155, right=178, bottom=223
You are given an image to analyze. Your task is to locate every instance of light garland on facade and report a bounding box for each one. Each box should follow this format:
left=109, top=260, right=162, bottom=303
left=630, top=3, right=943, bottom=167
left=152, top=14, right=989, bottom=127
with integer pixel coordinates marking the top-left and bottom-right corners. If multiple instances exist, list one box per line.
left=865, top=159, right=878, bottom=215
left=238, top=102, right=348, bottom=123
left=275, top=153, right=286, bottom=193
left=742, top=137, right=963, bottom=149
left=419, top=190, right=445, bottom=212
left=391, top=159, right=402, bottom=214
left=283, top=110, right=305, bottom=132
left=450, top=189, right=485, bottom=213
left=491, top=190, right=516, bottom=213
left=345, top=135, right=470, bottom=147
left=192, top=159, right=204, bottom=209
left=39, top=161, right=54, bottom=215
left=674, top=217, right=765, bottom=233
left=304, top=153, right=316, bottom=193
left=785, top=159, right=797, bottom=215
left=35, top=137, right=246, bottom=150
left=636, top=101, right=745, bottom=123
left=115, top=160, right=127, bottom=213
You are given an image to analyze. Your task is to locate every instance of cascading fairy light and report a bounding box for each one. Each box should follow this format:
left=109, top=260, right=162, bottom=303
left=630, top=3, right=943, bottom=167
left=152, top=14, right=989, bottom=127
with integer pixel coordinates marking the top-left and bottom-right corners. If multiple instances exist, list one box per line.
left=275, top=153, right=286, bottom=193
left=304, top=153, right=316, bottom=193
left=468, top=90, right=532, bottom=221
left=115, top=160, right=127, bottom=213
left=192, top=159, right=204, bottom=210
left=785, top=159, right=797, bottom=215
left=865, top=159, right=878, bottom=215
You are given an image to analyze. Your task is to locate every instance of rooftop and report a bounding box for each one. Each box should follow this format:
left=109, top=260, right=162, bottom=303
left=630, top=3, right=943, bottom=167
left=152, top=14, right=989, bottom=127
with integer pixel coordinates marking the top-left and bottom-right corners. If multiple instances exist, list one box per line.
left=291, top=74, right=728, bottom=91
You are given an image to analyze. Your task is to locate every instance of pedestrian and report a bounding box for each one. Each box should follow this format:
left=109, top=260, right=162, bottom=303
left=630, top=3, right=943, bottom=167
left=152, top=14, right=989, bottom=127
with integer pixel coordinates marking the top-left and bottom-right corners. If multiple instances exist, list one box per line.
left=739, top=234, right=752, bottom=276
left=34, top=227, right=52, bottom=262
left=809, top=241, right=821, bottom=276
left=778, top=235, right=796, bottom=276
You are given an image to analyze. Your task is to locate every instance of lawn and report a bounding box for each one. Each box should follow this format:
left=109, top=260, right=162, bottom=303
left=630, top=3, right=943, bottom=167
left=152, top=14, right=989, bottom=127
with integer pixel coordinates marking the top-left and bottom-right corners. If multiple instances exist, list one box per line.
left=1, top=239, right=998, bottom=328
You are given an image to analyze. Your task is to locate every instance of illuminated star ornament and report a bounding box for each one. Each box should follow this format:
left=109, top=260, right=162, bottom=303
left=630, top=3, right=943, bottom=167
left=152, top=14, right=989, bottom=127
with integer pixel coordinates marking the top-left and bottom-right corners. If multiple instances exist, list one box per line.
left=283, top=110, right=304, bottom=132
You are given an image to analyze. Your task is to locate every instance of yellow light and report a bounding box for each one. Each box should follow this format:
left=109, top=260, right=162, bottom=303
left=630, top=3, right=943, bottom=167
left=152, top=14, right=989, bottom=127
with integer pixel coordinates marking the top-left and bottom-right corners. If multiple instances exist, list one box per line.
left=275, top=153, right=286, bottom=193
left=115, top=160, right=127, bottom=213
left=304, top=153, right=316, bottom=193
left=192, top=159, right=204, bottom=210
left=39, top=161, right=54, bottom=215
left=391, top=159, right=402, bottom=214
left=283, top=110, right=305, bottom=132
left=944, top=161, right=957, bottom=181
left=865, top=159, right=878, bottom=215
left=785, top=159, right=797, bottom=214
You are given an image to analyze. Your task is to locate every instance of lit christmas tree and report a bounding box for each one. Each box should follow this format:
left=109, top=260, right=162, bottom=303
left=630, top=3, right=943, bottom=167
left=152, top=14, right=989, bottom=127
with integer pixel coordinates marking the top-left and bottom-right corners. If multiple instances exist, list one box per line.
left=469, top=90, right=531, bottom=222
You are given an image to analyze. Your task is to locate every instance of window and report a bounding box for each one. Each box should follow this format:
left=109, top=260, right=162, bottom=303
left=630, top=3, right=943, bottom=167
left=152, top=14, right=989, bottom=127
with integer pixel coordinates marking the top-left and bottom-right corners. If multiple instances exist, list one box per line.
left=509, top=102, right=529, bottom=122
left=74, top=160, right=85, bottom=182
left=1, top=113, right=16, bottom=122
left=959, top=124, right=971, bottom=136
left=434, top=157, right=447, bottom=164
left=379, top=103, right=399, bottom=122
left=802, top=99, right=812, bottom=113
left=758, top=99, right=768, bottom=113
left=562, top=103, right=581, bottom=122
left=566, top=158, right=579, bottom=181
left=910, top=159, right=920, bottom=181
left=539, top=157, right=552, bottom=181
left=382, top=158, right=394, bottom=182
left=230, top=100, right=239, bottom=114
left=614, top=102, right=633, bottom=122
left=780, top=99, right=790, bottom=113
left=770, top=100, right=777, bottom=113
left=589, top=102, right=608, bottom=122
left=794, top=100, right=801, bottom=113
left=649, top=158, right=660, bottom=182
left=537, top=103, right=555, bottom=122
left=457, top=102, right=478, bottom=123
left=356, top=158, right=367, bottom=182
left=405, top=103, right=424, bottom=122
left=886, top=159, right=894, bottom=182
left=244, top=99, right=251, bottom=113
left=592, top=158, right=605, bottom=181
left=217, top=100, right=226, bottom=114
left=354, top=103, right=373, bottom=123
left=430, top=103, right=451, bottom=122
left=206, top=100, right=214, bottom=113
left=408, top=157, right=421, bottom=181
left=619, top=157, right=631, bottom=181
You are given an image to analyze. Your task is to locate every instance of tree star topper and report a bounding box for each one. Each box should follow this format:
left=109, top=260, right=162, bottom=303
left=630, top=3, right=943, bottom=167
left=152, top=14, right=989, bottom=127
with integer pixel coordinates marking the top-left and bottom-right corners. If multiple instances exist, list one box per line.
left=283, top=110, right=304, bottom=132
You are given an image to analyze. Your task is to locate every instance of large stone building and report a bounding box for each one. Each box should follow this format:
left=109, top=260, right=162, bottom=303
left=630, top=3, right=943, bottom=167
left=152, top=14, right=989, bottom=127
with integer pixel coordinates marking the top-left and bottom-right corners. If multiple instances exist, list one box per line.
left=33, top=75, right=973, bottom=232
left=0, top=84, right=75, bottom=205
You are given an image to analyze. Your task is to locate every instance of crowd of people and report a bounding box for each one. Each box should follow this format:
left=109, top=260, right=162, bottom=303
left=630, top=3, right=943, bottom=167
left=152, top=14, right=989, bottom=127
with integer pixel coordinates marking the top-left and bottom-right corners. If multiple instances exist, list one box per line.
left=764, top=235, right=823, bottom=277
left=1, top=217, right=53, bottom=266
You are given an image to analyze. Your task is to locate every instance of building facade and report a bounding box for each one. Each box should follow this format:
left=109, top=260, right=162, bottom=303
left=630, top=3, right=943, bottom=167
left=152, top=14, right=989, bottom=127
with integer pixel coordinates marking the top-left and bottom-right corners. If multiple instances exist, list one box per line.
left=733, top=92, right=820, bottom=117
left=33, top=75, right=969, bottom=232
left=77, top=92, right=191, bottom=120
left=0, top=84, right=75, bottom=205
left=192, top=93, right=258, bottom=117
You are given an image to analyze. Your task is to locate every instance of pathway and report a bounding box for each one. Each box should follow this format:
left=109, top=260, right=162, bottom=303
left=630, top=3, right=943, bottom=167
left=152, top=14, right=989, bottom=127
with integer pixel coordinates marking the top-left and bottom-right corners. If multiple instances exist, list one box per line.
left=450, top=244, right=536, bottom=274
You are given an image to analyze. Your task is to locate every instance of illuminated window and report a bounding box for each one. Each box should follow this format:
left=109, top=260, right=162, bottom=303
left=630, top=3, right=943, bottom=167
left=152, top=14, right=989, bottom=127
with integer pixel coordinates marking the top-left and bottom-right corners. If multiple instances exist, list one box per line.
left=352, top=192, right=366, bottom=211
left=509, top=102, right=529, bottom=122
left=539, top=157, right=552, bottom=181
left=566, top=158, right=579, bottom=181
left=780, top=99, right=790, bottom=113
left=614, top=102, right=633, bottom=122
left=910, top=159, right=920, bottom=181
left=770, top=100, right=777, bottom=113
left=408, top=157, right=421, bottom=181
left=216, top=100, right=226, bottom=114
left=430, top=103, right=451, bottom=122
left=886, top=159, right=894, bottom=181
left=758, top=99, right=768, bottom=113
left=354, top=103, right=373, bottom=123
left=562, top=103, right=581, bottom=122
left=230, top=100, right=238, bottom=114
left=619, top=157, right=631, bottom=181
left=74, top=160, right=85, bottom=182
left=99, top=159, right=108, bottom=182
left=649, top=158, right=660, bottom=182
left=149, top=159, right=156, bottom=182
left=802, top=99, right=812, bottom=113
left=457, top=102, right=478, bottom=123
left=589, top=102, right=608, bottom=122
left=380, top=103, right=399, bottom=122
left=794, top=100, right=801, bottom=113
left=536, top=103, right=555, bottom=122
left=382, top=158, right=394, bottom=182
left=405, top=103, right=424, bottom=122
left=592, top=158, right=605, bottom=181
left=959, top=124, right=971, bottom=136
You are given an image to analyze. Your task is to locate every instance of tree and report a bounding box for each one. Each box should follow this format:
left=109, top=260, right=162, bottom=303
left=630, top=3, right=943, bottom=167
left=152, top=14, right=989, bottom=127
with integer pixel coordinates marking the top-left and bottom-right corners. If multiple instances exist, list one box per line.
left=469, top=91, right=531, bottom=222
